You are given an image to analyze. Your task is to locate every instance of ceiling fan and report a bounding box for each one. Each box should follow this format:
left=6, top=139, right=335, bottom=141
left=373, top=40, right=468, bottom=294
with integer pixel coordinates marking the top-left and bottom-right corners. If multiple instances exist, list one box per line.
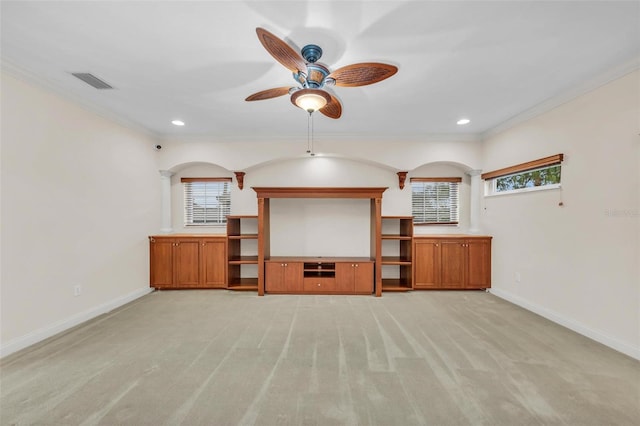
left=245, top=28, right=398, bottom=119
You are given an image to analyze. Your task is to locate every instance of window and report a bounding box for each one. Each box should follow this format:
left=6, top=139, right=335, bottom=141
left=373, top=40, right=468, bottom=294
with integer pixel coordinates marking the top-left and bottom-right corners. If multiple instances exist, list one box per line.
left=182, top=178, right=231, bottom=226
left=492, top=164, right=561, bottom=193
left=411, top=177, right=461, bottom=225
left=482, top=154, right=563, bottom=196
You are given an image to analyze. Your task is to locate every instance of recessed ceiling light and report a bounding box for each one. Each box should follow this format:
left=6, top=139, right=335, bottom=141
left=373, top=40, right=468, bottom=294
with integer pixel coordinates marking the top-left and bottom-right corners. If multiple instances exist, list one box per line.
left=457, top=118, right=470, bottom=125
left=171, top=120, right=185, bottom=126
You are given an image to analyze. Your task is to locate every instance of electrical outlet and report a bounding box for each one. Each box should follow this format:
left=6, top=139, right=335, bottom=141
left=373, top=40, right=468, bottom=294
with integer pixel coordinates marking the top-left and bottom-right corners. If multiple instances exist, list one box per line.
left=515, top=272, right=521, bottom=283
left=73, top=285, right=82, bottom=296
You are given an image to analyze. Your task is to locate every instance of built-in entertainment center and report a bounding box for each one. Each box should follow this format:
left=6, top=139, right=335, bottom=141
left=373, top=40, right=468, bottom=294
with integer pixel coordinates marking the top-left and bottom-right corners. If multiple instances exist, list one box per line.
left=253, top=187, right=388, bottom=296
left=149, top=186, right=492, bottom=296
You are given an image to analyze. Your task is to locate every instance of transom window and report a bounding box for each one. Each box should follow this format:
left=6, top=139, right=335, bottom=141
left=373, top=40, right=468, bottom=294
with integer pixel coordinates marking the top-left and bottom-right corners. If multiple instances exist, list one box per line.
left=411, top=177, right=461, bottom=225
left=182, top=177, right=231, bottom=226
left=492, top=164, right=561, bottom=194
left=482, top=154, right=563, bottom=196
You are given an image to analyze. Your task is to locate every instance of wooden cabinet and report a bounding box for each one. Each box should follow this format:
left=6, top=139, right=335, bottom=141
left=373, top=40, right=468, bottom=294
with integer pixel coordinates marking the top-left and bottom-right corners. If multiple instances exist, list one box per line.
left=227, top=216, right=259, bottom=291
left=336, top=262, right=374, bottom=294
left=265, top=257, right=374, bottom=294
left=466, top=238, right=492, bottom=289
left=201, top=238, right=227, bottom=288
left=303, top=261, right=336, bottom=293
left=413, top=236, right=491, bottom=290
left=381, top=216, right=413, bottom=291
left=149, top=235, right=226, bottom=289
left=413, top=239, right=440, bottom=289
left=149, top=237, right=175, bottom=287
left=440, top=239, right=466, bottom=288
left=265, top=261, right=303, bottom=293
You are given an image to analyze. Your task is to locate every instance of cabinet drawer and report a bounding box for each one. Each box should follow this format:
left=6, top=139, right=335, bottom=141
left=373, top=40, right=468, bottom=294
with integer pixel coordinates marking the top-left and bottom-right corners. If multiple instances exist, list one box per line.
left=303, top=277, right=336, bottom=293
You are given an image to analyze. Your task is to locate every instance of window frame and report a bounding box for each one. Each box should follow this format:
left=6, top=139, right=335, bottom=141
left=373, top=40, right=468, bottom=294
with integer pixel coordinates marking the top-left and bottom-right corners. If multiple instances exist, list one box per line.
left=181, top=177, right=232, bottom=226
left=410, top=177, right=461, bottom=226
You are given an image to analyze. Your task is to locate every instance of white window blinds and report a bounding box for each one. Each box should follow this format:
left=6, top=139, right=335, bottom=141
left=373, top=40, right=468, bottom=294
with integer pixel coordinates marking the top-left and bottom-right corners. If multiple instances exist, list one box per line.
left=182, top=178, right=231, bottom=225
left=411, top=178, right=461, bottom=224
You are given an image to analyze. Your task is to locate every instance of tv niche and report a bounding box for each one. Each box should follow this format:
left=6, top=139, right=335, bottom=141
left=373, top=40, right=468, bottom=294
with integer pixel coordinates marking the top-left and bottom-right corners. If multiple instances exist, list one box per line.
left=269, top=198, right=371, bottom=257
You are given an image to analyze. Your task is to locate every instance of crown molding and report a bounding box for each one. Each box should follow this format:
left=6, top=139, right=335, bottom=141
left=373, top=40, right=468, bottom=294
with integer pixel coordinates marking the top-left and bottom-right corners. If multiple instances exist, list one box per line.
left=481, top=56, right=640, bottom=140
left=158, top=131, right=482, bottom=145
left=1, top=59, right=161, bottom=141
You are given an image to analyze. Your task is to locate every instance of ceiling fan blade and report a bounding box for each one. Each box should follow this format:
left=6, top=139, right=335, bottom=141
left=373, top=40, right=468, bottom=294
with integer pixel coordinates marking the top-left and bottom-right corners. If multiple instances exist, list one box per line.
left=328, top=63, right=398, bottom=87
left=245, top=87, right=292, bottom=101
left=256, top=27, right=307, bottom=73
left=319, top=94, right=342, bottom=119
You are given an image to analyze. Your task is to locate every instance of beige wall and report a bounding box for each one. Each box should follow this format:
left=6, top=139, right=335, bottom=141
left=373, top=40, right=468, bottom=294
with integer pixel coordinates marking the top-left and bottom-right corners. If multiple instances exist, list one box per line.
left=481, top=70, right=640, bottom=359
left=2, top=66, right=638, bottom=360
left=1, top=72, right=161, bottom=356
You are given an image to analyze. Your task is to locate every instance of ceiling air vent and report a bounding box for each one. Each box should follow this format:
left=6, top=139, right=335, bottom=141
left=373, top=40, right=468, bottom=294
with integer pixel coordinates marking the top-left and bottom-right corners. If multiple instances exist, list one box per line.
left=71, top=73, right=113, bottom=89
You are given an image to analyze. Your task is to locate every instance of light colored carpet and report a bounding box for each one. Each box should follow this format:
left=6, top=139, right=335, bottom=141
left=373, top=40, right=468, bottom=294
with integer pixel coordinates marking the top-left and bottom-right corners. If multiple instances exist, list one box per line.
left=1, top=290, right=638, bottom=425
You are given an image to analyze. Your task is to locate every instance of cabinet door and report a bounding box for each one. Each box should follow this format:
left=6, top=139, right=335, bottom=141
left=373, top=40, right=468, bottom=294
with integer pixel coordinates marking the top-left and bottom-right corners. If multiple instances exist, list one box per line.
left=414, top=240, right=440, bottom=288
left=173, top=239, right=200, bottom=287
left=265, top=262, right=284, bottom=292
left=150, top=238, right=174, bottom=288
left=353, top=262, right=374, bottom=294
left=265, top=262, right=303, bottom=292
left=201, top=238, right=227, bottom=288
left=466, top=239, right=491, bottom=289
left=335, top=263, right=356, bottom=293
left=283, top=262, right=303, bottom=292
left=440, top=240, right=465, bottom=288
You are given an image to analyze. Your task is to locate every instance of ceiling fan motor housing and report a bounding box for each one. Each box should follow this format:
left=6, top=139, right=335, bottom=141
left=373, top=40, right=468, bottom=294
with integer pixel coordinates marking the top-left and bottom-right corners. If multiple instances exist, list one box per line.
left=294, top=44, right=330, bottom=89
left=301, top=44, right=322, bottom=63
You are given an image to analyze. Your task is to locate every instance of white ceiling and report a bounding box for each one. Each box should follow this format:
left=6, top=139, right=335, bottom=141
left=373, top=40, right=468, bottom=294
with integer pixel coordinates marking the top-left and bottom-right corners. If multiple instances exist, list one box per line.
left=2, top=1, right=639, bottom=142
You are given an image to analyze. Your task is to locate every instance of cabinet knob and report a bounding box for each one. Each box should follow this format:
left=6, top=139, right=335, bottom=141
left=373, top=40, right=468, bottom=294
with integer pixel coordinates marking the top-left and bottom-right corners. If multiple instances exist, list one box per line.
left=284, top=263, right=288, bottom=267
left=317, top=283, right=321, bottom=287
left=355, top=264, right=359, bottom=267
left=435, top=244, right=439, bottom=247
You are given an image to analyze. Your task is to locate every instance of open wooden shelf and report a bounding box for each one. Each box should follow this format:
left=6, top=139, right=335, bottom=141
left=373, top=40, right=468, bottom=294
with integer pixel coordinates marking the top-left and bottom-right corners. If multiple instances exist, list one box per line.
left=381, top=256, right=412, bottom=265
left=227, top=216, right=259, bottom=291
left=381, top=278, right=413, bottom=291
left=381, top=234, right=412, bottom=240
left=228, top=255, right=258, bottom=264
left=227, top=277, right=259, bottom=291
left=381, top=216, right=414, bottom=292
left=227, top=234, right=258, bottom=239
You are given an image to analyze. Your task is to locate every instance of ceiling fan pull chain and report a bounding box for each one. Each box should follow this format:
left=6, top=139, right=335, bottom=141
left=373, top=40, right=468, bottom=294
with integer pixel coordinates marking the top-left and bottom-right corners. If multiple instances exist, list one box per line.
left=310, top=112, right=315, bottom=156
left=307, top=111, right=311, bottom=154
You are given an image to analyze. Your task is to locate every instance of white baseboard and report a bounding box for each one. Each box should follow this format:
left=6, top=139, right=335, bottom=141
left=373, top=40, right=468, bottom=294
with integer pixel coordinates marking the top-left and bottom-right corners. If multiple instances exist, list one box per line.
left=0, top=287, right=153, bottom=358
left=489, top=288, right=640, bottom=361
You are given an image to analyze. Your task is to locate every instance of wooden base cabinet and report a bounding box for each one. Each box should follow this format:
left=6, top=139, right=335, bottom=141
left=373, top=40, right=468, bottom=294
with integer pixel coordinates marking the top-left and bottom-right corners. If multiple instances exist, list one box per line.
left=265, top=257, right=374, bottom=294
left=200, top=237, right=227, bottom=288
left=265, top=261, right=303, bottom=293
left=149, top=235, right=226, bottom=289
left=414, top=236, right=491, bottom=290
left=335, top=262, right=374, bottom=294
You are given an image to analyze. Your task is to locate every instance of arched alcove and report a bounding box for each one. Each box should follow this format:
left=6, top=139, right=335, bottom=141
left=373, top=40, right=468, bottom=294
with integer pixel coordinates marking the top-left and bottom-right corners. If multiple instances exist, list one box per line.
left=408, top=160, right=483, bottom=235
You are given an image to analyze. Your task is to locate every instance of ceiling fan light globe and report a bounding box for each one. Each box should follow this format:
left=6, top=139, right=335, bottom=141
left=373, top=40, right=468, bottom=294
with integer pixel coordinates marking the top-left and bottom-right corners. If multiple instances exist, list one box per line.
left=291, top=89, right=330, bottom=113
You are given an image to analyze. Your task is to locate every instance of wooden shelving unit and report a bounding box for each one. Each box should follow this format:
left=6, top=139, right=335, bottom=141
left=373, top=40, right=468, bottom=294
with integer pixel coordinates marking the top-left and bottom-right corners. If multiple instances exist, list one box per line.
left=381, top=216, right=413, bottom=291
left=226, top=215, right=259, bottom=290
left=253, top=187, right=386, bottom=296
